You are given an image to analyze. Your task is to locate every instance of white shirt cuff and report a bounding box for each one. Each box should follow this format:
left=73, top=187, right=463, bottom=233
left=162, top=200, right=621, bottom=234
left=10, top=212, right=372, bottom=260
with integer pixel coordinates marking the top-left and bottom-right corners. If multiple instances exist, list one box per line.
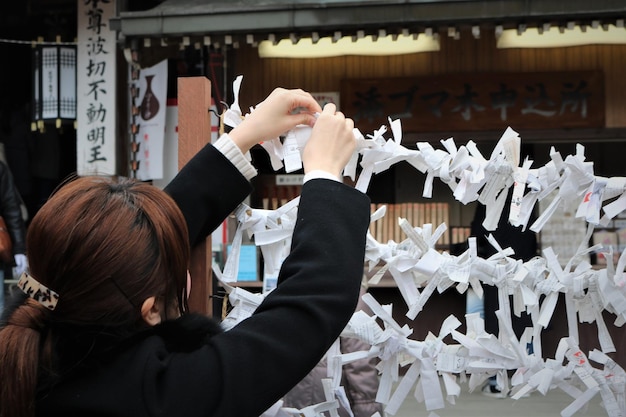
left=213, top=134, right=257, bottom=181
left=303, top=170, right=341, bottom=184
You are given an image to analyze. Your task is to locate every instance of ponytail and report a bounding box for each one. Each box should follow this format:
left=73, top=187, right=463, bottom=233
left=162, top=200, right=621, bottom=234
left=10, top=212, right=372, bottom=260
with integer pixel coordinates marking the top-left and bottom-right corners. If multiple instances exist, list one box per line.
left=0, top=299, right=48, bottom=417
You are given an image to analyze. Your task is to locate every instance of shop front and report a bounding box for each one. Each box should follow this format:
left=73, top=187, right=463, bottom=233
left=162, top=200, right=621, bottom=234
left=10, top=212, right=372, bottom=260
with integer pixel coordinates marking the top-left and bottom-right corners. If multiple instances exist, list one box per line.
left=110, top=0, right=626, bottom=368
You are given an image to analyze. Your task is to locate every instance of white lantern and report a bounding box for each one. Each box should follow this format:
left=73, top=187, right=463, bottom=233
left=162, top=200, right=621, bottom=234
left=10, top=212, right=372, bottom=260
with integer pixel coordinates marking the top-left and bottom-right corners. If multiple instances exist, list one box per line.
left=32, top=43, right=77, bottom=130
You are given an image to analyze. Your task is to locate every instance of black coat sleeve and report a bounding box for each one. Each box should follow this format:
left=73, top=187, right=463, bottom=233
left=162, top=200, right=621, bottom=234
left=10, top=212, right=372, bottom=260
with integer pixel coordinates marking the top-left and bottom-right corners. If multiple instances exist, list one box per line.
left=164, top=143, right=253, bottom=247
left=153, top=179, right=371, bottom=417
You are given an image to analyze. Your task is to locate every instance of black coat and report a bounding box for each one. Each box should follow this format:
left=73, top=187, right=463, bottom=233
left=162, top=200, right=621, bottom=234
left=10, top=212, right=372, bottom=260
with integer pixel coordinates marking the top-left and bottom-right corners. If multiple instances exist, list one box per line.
left=0, top=160, right=25, bottom=258
left=35, top=143, right=371, bottom=417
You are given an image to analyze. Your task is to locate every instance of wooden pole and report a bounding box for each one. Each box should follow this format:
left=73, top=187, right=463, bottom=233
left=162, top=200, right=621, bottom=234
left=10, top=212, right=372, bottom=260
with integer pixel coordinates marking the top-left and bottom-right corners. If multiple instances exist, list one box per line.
left=177, top=76, right=213, bottom=316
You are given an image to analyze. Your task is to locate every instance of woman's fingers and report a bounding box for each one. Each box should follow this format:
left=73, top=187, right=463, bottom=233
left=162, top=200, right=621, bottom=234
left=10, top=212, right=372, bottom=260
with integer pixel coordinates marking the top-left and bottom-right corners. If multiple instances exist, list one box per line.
left=230, top=88, right=322, bottom=152
left=302, top=104, right=356, bottom=178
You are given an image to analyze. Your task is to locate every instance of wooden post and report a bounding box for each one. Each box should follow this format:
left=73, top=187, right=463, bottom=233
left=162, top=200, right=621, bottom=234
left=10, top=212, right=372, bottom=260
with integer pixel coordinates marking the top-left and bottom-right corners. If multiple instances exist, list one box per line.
left=177, top=76, right=213, bottom=316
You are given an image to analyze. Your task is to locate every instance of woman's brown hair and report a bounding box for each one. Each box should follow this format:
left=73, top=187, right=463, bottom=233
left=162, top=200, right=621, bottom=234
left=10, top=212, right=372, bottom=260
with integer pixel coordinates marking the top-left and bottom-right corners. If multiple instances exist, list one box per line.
left=0, top=176, right=190, bottom=417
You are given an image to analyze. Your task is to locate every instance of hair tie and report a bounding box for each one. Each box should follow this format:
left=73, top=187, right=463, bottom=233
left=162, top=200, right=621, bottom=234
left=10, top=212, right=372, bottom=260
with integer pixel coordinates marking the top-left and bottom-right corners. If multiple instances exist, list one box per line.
left=17, top=272, right=59, bottom=311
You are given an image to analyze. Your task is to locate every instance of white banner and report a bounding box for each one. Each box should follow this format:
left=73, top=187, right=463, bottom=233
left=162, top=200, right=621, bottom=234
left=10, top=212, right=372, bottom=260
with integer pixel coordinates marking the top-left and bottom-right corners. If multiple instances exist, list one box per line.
left=152, top=101, right=178, bottom=189
left=76, top=0, right=117, bottom=176
left=133, top=59, right=168, bottom=181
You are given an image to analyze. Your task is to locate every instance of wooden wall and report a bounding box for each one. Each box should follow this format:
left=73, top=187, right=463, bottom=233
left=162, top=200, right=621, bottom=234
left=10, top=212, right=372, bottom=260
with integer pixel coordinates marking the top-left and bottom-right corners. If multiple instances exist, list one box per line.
left=232, top=29, right=626, bottom=224
left=232, top=30, right=626, bottom=129
left=230, top=32, right=626, bottom=366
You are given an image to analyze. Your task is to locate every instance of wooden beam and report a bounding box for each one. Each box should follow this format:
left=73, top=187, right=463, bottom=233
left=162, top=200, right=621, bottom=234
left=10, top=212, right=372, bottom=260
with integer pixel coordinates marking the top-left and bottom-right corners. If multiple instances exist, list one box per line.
left=177, top=76, right=213, bottom=316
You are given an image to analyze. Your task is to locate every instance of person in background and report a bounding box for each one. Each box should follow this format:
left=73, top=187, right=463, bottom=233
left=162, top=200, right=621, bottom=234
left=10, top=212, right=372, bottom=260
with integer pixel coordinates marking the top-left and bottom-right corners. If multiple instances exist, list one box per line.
left=4, top=104, right=33, bottom=224
left=0, top=88, right=371, bottom=417
left=467, top=187, right=537, bottom=398
left=283, top=284, right=384, bottom=417
left=0, top=159, right=27, bottom=312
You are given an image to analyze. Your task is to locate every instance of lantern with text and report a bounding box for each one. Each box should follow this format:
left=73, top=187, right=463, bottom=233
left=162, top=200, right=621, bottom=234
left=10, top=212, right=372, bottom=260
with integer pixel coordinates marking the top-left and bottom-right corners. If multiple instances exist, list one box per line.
left=32, top=44, right=77, bottom=131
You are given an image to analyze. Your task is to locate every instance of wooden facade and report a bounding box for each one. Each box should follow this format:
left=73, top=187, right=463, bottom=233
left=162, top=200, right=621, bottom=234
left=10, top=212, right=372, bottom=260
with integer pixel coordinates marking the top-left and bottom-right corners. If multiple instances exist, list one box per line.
left=228, top=31, right=626, bottom=366
left=232, top=32, right=626, bottom=131
left=230, top=31, right=625, bottom=231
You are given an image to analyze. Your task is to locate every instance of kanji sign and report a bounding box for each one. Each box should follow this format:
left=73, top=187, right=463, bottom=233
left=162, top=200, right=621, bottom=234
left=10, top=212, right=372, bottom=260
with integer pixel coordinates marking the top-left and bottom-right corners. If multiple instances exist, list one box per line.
left=341, top=71, right=604, bottom=133
left=77, top=0, right=117, bottom=175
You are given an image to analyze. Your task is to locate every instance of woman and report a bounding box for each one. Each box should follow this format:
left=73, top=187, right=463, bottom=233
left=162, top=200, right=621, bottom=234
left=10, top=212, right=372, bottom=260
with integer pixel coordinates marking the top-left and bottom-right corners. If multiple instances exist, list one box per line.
left=0, top=88, right=371, bottom=417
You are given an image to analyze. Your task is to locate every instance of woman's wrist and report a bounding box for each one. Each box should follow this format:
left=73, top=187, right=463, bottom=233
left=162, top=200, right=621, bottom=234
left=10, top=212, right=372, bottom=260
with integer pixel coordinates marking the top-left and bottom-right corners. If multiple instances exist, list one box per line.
left=227, top=121, right=260, bottom=154
left=303, top=170, right=341, bottom=184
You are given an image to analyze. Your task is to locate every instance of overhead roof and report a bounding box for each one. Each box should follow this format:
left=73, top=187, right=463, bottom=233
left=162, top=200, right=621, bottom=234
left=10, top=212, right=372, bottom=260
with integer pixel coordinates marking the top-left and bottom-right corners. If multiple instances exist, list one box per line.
left=110, top=0, right=626, bottom=39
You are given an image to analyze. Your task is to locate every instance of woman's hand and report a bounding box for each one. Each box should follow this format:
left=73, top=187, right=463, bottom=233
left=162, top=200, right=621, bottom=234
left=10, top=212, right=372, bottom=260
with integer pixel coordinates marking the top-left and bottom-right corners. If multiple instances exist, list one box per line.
left=228, top=88, right=322, bottom=154
left=302, top=103, right=356, bottom=179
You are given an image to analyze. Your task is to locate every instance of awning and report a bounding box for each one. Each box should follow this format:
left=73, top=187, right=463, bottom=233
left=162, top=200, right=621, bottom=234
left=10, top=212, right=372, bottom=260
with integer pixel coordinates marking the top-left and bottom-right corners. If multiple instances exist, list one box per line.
left=109, top=0, right=626, bottom=68
left=110, top=0, right=626, bottom=40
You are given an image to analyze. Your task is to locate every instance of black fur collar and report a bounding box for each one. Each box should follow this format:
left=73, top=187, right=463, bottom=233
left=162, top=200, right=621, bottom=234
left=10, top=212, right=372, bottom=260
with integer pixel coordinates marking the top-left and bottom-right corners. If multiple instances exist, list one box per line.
left=150, top=313, right=224, bottom=351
